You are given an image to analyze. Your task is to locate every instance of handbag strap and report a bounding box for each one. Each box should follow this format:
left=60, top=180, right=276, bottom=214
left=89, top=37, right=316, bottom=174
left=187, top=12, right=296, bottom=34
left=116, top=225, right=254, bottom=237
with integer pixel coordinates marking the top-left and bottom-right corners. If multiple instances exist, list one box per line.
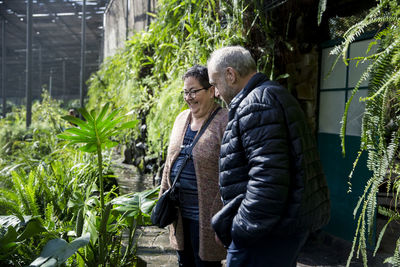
left=170, top=106, right=221, bottom=188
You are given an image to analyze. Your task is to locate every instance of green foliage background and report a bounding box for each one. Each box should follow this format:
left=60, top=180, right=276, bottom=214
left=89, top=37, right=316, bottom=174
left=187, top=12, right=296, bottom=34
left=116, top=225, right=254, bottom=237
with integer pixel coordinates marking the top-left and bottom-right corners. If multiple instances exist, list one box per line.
left=86, top=0, right=249, bottom=156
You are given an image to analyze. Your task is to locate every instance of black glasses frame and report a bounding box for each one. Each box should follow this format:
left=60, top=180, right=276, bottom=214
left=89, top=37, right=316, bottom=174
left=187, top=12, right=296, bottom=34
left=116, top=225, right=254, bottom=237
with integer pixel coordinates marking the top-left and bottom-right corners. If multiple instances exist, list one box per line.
left=181, top=87, right=210, bottom=98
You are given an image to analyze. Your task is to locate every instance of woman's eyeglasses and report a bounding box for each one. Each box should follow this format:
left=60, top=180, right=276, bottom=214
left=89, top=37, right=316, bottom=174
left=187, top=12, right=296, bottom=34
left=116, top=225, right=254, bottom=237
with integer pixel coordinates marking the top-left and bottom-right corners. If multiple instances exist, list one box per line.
left=181, top=87, right=209, bottom=98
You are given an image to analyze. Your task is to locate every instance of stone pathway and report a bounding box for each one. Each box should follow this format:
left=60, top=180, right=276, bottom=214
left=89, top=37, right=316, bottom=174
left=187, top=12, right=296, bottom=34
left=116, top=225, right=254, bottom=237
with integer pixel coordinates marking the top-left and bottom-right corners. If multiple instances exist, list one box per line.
left=112, top=156, right=178, bottom=266
left=135, top=226, right=177, bottom=267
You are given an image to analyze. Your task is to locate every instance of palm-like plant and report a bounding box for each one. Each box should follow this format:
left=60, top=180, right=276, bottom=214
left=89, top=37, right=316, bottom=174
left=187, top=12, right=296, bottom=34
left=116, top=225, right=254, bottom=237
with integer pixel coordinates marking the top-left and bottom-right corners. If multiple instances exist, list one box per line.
left=57, top=103, right=138, bottom=265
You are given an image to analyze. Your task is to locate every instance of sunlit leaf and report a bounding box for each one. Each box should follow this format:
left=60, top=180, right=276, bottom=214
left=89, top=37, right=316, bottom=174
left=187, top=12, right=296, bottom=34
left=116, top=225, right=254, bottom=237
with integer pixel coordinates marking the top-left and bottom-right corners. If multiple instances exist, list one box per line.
left=0, top=226, right=18, bottom=247
left=96, top=109, right=121, bottom=129
left=79, top=143, right=98, bottom=153
left=61, top=116, right=92, bottom=131
left=17, top=219, right=47, bottom=241
left=64, top=127, right=94, bottom=138
left=57, top=134, right=93, bottom=143
left=78, top=108, right=95, bottom=124
left=96, top=102, right=110, bottom=123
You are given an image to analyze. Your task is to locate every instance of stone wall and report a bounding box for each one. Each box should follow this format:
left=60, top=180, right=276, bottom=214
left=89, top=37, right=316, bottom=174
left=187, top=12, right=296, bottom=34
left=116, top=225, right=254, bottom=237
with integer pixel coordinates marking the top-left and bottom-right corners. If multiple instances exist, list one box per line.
left=103, top=0, right=156, bottom=58
left=286, top=44, right=320, bottom=134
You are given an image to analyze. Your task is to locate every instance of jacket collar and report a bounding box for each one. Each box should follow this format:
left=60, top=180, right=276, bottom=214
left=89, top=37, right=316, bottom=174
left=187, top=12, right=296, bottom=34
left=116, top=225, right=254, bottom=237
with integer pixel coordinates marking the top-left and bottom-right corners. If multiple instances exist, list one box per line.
left=228, top=72, right=269, bottom=113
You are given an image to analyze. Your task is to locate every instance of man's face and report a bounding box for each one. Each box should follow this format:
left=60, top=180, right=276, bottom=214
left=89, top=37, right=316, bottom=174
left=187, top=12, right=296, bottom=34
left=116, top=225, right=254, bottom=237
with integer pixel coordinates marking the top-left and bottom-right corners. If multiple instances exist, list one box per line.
left=208, top=68, right=234, bottom=105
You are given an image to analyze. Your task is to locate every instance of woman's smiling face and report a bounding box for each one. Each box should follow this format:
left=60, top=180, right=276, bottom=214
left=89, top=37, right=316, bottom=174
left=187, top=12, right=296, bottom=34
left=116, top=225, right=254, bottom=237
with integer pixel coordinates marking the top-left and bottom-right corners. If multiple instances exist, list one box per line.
left=183, top=76, right=214, bottom=119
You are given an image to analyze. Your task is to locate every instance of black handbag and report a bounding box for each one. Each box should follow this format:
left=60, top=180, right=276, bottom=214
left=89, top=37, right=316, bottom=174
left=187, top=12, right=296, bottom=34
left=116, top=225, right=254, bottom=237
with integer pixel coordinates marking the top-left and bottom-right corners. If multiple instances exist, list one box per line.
left=150, top=186, right=179, bottom=228
left=151, top=107, right=221, bottom=228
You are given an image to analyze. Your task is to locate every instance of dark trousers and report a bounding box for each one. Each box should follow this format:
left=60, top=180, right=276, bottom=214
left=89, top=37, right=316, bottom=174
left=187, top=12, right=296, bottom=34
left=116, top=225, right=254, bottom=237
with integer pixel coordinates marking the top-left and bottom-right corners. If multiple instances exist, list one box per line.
left=226, top=230, right=310, bottom=267
left=177, top=218, right=222, bottom=267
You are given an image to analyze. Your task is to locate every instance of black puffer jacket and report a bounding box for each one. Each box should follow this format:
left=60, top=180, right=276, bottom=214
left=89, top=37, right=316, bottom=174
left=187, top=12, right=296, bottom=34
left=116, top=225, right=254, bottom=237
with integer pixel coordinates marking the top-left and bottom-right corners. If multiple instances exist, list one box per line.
left=219, top=73, right=330, bottom=248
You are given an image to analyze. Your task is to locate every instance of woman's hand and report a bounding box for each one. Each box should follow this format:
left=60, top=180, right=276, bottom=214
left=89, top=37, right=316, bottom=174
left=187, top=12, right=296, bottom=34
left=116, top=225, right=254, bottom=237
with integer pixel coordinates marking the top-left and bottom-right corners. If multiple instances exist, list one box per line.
left=215, top=233, right=224, bottom=247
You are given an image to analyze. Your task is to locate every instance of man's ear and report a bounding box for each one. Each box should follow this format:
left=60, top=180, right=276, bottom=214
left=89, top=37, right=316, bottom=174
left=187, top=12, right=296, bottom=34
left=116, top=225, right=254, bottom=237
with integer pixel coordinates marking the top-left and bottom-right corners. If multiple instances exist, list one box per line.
left=209, top=85, right=216, bottom=98
left=226, top=67, right=237, bottom=84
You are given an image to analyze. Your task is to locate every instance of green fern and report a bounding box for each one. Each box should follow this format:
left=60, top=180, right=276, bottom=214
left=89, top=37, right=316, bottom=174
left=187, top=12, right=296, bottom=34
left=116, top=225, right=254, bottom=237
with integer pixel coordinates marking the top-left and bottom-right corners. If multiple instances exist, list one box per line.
left=384, top=239, right=400, bottom=266
left=330, top=1, right=400, bottom=266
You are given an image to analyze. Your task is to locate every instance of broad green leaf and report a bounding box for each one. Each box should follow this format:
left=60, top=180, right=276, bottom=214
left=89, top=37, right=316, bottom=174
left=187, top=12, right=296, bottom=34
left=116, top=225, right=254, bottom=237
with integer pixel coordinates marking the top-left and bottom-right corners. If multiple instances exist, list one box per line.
left=111, top=187, right=159, bottom=220
left=61, top=116, right=92, bottom=132
left=77, top=108, right=95, bottom=124
left=0, top=242, right=18, bottom=257
left=96, top=109, right=120, bottom=129
left=64, top=127, right=94, bottom=138
left=96, top=102, right=110, bottom=123
left=90, top=109, right=96, bottom=120
left=60, top=233, right=90, bottom=261
left=29, top=234, right=90, bottom=267
left=85, top=211, right=98, bottom=244
left=65, top=140, right=82, bottom=146
left=29, top=239, right=67, bottom=266
left=17, top=219, right=47, bottom=241
left=0, top=226, right=18, bottom=247
left=57, top=134, right=94, bottom=143
left=79, top=143, right=98, bottom=153
left=98, top=118, right=124, bottom=136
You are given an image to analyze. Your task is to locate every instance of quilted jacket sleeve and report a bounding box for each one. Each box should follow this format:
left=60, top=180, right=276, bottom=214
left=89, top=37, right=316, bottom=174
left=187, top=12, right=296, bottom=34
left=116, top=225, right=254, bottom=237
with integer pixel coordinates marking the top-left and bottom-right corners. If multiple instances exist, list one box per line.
left=231, top=100, right=291, bottom=248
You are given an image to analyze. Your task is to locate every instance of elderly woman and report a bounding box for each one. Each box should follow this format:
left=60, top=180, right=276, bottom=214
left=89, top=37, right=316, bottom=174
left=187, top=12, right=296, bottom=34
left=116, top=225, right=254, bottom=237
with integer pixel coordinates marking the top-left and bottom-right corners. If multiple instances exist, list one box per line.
left=159, top=65, right=227, bottom=267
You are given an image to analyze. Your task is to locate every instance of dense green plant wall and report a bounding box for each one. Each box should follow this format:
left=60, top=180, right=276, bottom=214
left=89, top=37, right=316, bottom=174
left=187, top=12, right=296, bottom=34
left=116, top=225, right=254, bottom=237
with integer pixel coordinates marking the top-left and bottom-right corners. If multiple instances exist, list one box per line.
left=87, top=0, right=254, bottom=174
left=328, top=0, right=400, bottom=265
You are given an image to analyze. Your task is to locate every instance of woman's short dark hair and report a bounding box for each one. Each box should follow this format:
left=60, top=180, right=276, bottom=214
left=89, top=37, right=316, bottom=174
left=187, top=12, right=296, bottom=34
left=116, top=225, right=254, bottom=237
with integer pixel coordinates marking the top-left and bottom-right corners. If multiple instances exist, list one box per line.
left=182, top=65, right=211, bottom=89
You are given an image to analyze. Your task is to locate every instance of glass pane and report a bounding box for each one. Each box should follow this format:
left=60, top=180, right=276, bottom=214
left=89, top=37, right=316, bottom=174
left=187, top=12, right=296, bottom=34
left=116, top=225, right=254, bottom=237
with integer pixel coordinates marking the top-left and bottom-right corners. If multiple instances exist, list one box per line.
left=345, top=89, right=368, bottom=136
left=318, top=91, right=346, bottom=134
left=348, top=39, right=377, bottom=88
left=320, top=48, right=347, bottom=90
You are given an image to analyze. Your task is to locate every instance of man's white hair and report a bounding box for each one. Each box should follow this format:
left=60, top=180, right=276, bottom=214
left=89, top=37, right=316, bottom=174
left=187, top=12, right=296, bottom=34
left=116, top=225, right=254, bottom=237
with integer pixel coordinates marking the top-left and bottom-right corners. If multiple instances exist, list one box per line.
left=208, top=46, right=257, bottom=77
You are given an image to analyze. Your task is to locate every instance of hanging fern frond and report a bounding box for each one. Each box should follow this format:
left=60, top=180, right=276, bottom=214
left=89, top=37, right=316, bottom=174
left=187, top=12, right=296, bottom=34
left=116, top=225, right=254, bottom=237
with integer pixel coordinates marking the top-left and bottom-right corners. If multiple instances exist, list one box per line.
left=384, top=239, right=400, bottom=266
left=373, top=217, right=392, bottom=256
left=330, top=1, right=400, bottom=266
left=317, top=0, right=327, bottom=26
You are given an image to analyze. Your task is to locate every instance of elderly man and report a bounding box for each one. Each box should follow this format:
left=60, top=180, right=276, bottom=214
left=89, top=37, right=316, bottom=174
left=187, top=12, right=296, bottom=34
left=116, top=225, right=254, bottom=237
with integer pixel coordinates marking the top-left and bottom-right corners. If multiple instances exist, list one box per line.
left=208, top=46, right=330, bottom=267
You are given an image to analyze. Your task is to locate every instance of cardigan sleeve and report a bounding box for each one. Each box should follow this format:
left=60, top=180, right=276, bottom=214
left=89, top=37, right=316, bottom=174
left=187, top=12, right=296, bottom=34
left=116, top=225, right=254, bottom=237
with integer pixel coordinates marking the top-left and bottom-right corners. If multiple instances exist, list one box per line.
left=159, top=110, right=190, bottom=197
